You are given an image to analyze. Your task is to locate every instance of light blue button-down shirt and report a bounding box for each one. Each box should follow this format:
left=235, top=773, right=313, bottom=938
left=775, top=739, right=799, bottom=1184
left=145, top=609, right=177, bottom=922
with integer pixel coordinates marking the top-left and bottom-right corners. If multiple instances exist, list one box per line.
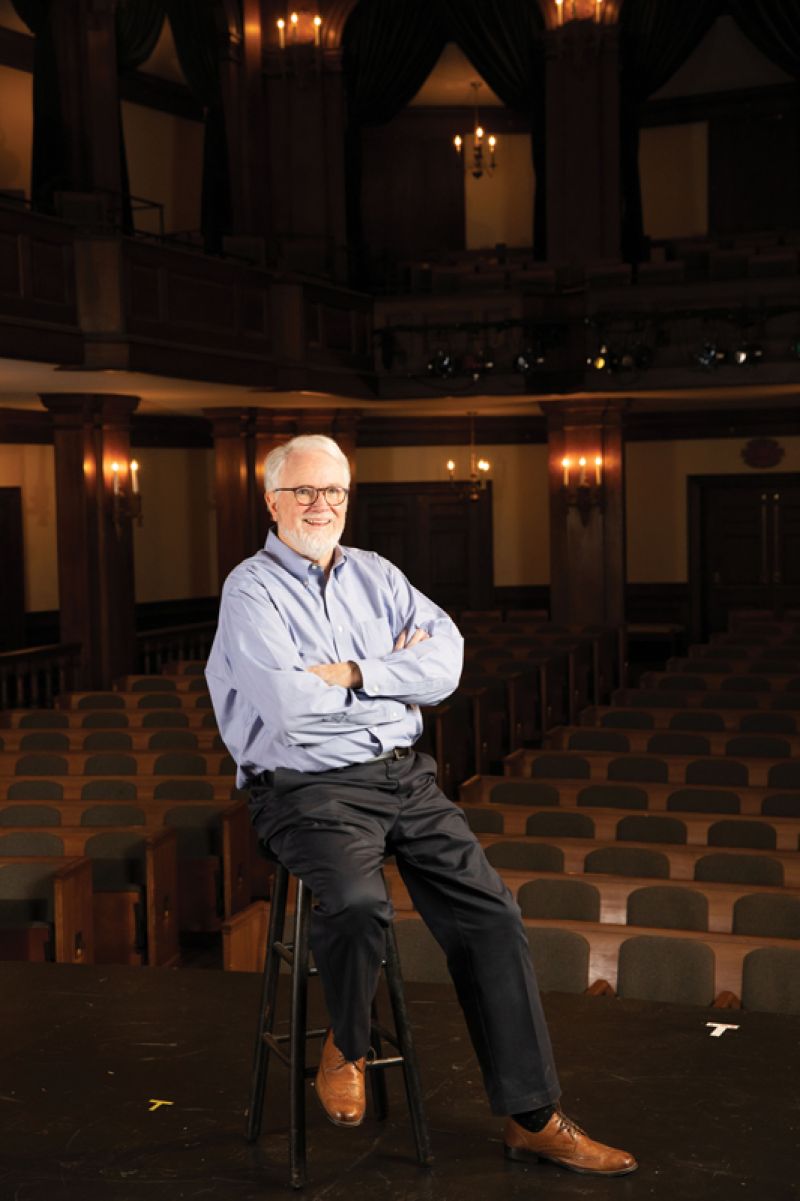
left=206, top=530, right=464, bottom=783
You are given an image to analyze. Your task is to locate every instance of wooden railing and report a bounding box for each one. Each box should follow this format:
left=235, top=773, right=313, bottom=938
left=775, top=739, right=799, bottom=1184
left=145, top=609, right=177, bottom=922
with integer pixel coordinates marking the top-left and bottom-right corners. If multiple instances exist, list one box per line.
left=0, top=643, right=81, bottom=711
left=136, top=622, right=217, bottom=674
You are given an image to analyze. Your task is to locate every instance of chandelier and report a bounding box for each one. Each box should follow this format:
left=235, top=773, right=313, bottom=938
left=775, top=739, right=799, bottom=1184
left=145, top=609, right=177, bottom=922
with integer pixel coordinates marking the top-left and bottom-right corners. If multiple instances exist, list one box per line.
left=453, top=82, right=497, bottom=180
left=445, top=412, right=492, bottom=501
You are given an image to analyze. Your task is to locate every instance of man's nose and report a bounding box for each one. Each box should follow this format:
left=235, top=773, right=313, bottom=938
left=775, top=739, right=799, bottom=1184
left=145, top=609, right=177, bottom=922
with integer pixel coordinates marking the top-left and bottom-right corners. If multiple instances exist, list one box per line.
left=308, top=491, right=333, bottom=511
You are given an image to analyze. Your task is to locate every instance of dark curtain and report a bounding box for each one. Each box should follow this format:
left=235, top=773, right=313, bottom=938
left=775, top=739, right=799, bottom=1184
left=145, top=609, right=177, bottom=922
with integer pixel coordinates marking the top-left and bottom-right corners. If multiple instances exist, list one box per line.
left=166, top=0, right=233, bottom=252
left=619, top=0, right=721, bottom=263
left=342, top=0, right=447, bottom=282
left=116, top=0, right=165, bottom=233
left=12, top=0, right=70, bottom=211
left=437, top=0, right=547, bottom=259
left=727, top=1, right=800, bottom=78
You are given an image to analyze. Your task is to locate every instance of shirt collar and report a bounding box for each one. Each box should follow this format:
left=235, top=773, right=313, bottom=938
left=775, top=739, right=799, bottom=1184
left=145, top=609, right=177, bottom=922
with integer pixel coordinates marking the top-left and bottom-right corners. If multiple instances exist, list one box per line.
left=264, top=529, right=348, bottom=582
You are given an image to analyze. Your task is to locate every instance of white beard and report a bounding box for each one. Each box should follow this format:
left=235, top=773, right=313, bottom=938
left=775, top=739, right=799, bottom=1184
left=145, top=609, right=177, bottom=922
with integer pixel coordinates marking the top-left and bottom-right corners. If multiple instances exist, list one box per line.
left=288, top=523, right=341, bottom=562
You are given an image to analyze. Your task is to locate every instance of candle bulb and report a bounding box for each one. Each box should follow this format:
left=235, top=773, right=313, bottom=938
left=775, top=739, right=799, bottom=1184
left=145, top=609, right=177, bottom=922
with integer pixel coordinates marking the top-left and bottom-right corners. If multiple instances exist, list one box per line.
left=276, top=17, right=285, bottom=48
left=578, top=456, right=587, bottom=485
left=556, top=0, right=564, bottom=26
left=595, top=455, right=602, bottom=485
left=446, top=459, right=456, bottom=479
left=454, top=134, right=462, bottom=154
left=130, top=459, right=139, bottom=495
left=488, top=134, right=496, bottom=166
left=595, top=0, right=602, bottom=23
left=562, top=457, right=570, bottom=487
left=313, top=14, right=322, bottom=45
left=290, top=11, right=298, bottom=40
left=111, top=461, right=120, bottom=495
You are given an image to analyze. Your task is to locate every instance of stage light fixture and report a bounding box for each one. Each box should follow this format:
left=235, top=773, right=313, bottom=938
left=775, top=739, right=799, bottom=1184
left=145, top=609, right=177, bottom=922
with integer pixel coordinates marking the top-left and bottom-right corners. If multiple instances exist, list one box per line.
left=427, top=350, right=457, bottom=379
left=695, top=342, right=727, bottom=370
left=733, top=342, right=764, bottom=366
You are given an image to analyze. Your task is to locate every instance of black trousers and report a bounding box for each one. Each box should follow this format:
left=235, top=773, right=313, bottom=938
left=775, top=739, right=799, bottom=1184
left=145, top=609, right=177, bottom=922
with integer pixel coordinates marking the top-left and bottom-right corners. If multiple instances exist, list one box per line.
left=248, top=749, right=561, bottom=1115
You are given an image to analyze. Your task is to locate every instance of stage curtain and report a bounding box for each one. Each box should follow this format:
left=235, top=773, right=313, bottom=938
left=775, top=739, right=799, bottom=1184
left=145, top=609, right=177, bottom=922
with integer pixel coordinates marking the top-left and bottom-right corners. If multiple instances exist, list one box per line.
left=437, top=0, right=547, bottom=259
left=727, top=1, right=800, bottom=78
left=342, top=0, right=447, bottom=280
left=618, top=0, right=721, bottom=263
left=166, top=0, right=233, bottom=252
left=116, top=0, right=166, bottom=233
left=11, top=0, right=69, bottom=211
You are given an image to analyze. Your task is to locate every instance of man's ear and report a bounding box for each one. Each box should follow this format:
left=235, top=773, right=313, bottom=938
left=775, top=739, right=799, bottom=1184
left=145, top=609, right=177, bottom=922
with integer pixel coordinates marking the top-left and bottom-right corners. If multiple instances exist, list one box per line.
left=265, top=491, right=278, bottom=522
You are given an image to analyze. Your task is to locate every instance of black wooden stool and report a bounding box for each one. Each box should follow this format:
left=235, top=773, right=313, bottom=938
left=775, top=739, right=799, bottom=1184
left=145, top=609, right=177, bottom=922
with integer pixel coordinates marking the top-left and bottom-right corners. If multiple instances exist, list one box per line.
left=246, top=861, right=433, bottom=1188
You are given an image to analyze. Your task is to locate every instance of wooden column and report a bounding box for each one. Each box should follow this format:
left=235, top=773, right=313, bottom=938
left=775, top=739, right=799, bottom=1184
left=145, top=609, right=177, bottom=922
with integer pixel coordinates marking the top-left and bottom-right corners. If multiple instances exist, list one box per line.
left=41, top=393, right=139, bottom=689
left=206, top=407, right=361, bottom=588
left=50, top=0, right=123, bottom=207
left=545, top=21, right=621, bottom=266
left=547, top=401, right=626, bottom=626
left=264, top=40, right=349, bottom=280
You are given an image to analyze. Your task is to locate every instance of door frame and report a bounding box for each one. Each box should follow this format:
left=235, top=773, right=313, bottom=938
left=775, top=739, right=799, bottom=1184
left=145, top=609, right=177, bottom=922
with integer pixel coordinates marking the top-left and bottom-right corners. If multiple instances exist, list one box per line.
left=688, top=471, right=800, bottom=643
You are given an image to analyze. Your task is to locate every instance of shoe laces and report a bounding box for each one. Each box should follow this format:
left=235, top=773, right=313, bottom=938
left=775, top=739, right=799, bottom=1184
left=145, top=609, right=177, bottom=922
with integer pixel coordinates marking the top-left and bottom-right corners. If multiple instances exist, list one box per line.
left=554, top=1107, right=586, bottom=1141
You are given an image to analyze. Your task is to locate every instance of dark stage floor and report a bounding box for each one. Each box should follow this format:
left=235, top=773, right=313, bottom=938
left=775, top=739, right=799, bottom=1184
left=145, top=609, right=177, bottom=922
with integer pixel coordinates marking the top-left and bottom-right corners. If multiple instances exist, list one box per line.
left=0, top=960, right=798, bottom=1201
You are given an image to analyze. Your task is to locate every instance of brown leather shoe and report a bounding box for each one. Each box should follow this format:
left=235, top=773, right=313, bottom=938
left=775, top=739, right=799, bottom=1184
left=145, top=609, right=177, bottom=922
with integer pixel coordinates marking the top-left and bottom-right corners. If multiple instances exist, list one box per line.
left=314, top=1030, right=366, bottom=1127
left=504, top=1110, right=637, bottom=1176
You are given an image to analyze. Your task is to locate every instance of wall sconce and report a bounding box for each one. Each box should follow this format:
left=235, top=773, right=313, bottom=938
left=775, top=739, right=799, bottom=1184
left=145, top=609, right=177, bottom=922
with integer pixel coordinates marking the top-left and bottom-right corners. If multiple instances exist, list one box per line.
left=445, top=413, right=491, bottom=502
left=561, top=454, right=603, bottom=523
left=110, top=458, right=142, bottom=532
left=276, top=9, right=322, bottom=47
left=554, top=0, right=604, bottom=24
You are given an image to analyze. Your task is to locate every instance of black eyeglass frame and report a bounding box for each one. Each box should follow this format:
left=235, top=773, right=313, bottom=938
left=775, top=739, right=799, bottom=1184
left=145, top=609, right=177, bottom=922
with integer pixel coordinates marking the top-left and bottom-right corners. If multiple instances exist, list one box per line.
left=271, top=486, right=350, bottom=506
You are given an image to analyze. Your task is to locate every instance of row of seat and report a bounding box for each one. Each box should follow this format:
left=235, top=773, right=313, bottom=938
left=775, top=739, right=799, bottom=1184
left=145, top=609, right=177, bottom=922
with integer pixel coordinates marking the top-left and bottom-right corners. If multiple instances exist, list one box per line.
left=460, top=774, right=800, bottom=816
left=393, top=914, right=800, bottom=1014
left=549, top=724, right=800, bottom=758
left=611, top=687, right=800, bottom=710
left=0, top=728, right=224, bottom=753
left=0, top=708, right=218, bottom=730
left=384, top=863, right=800, bottom=938
left=0, top=750, right=235, bottom=777
left=459, top=802, right=800, bottom=851
left=505, top=747, right=800, bottom=788
left=584, top=705, right=800, bottom=732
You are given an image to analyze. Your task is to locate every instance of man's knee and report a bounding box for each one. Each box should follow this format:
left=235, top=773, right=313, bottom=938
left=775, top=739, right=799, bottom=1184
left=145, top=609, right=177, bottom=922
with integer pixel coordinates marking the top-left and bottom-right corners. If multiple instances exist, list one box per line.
left=314, top=878, right=393, bottom=930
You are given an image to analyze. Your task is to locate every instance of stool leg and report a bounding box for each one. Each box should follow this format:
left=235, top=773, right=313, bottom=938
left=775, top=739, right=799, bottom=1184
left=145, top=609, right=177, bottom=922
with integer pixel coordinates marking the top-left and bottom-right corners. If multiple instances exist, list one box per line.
left=383, top=923, right=433, bottom=1166
left=288, top=880, right=311, bottom=1189
left=246, top=864, right=288, bottom=1143
left=368, top=997, right=389, bottom=1121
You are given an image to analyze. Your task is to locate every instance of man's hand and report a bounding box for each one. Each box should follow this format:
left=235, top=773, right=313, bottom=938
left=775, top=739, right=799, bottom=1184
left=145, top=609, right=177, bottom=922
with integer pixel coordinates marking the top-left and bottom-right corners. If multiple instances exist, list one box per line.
left=394, top=627, right=430, bottom=652
left=307, top=661, right=363, bottom=688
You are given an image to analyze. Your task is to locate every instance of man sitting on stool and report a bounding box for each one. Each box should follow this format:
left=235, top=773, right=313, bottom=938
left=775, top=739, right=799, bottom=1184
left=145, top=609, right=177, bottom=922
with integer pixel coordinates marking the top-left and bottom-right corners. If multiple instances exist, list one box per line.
left=206, top=434, right=636, bottom=1177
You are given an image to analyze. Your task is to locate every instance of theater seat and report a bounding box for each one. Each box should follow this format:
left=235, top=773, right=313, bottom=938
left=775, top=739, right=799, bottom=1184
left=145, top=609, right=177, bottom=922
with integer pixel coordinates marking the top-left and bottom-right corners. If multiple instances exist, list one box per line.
left=0, top=831, right=64, bottom=855
left=463, top=808, right=504, bottom=833
left=733, top=893, right=800, bottom=940
left=490, top=782, right=559, bottom=806
left=741, top=947, right=800, bottom=1014
left=484, top=842, right=564, bottom=872
left=616, top=815, right=687, bottom=844
left=617, top=935, right=715, bottom=1006
left=530, top=754, right=590, bottom=780
left=577, top=784, right=648, bottom=810
left=525, top=812, right=595, bottom=839
left=694, top=853, right=783, bottom=887
left=707, top=819, right=776, bottom=850
left=526, top=927, right=590, bottom=993
left=584, top=846, right=670, bottom=879
left=79, top=804, right=146, bottom=827
left=626, top=885, right=708, bottom=932
left=666, top=788, right=740, bottom=814
left=518, top=878, right=601, bottom=922
left=0, top=804, right=61, bottom=827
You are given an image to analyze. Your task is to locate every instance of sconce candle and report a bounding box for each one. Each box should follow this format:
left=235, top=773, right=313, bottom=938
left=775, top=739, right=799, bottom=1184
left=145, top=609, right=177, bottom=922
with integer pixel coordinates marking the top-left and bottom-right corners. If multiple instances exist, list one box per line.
left=556, top=0, right=564, bottom=25
left=313, top=14, right=322, bottom=45
left=561, top=457, right=570, bottom=487
left=111, top=461, right=121, bottom=495
left=276, top=17, right=285, bottom=47
left=130, top=459, right=140, bottom=495
left=594, top=455, right=602, bottom=485
left=578, top=456, right=587, bottom=485
left=290, top=11, right=298, bottom=40
left=595, top=0, right=602, bottom=22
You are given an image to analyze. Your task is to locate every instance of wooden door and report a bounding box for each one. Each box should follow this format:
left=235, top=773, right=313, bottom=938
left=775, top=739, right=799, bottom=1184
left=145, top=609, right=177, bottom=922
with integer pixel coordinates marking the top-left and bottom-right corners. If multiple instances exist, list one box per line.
left=354, top=482, right=493, bottom=612
left=689, top=474, right=800, bottom=639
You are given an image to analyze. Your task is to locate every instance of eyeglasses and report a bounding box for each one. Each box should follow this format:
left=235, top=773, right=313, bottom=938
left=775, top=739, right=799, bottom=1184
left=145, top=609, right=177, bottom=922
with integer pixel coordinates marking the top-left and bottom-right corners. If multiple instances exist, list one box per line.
left=272, top=486, right=349, bottom=507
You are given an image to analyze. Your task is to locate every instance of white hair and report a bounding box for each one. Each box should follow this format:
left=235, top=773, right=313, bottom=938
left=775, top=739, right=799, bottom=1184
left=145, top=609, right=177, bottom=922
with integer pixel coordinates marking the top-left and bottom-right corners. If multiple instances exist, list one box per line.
left=263, top=434, right=351, bottom=493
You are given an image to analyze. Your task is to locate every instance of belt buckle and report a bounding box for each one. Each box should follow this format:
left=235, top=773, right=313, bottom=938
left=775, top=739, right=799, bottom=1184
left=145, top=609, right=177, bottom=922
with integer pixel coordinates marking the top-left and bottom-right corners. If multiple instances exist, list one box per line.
left=392, top=746, right=408, bottom=760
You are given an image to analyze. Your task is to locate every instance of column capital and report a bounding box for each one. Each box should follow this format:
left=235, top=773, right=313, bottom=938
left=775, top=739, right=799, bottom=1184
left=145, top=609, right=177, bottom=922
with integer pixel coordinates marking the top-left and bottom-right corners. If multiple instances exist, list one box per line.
left=41, top=393, right=140, bottom=427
